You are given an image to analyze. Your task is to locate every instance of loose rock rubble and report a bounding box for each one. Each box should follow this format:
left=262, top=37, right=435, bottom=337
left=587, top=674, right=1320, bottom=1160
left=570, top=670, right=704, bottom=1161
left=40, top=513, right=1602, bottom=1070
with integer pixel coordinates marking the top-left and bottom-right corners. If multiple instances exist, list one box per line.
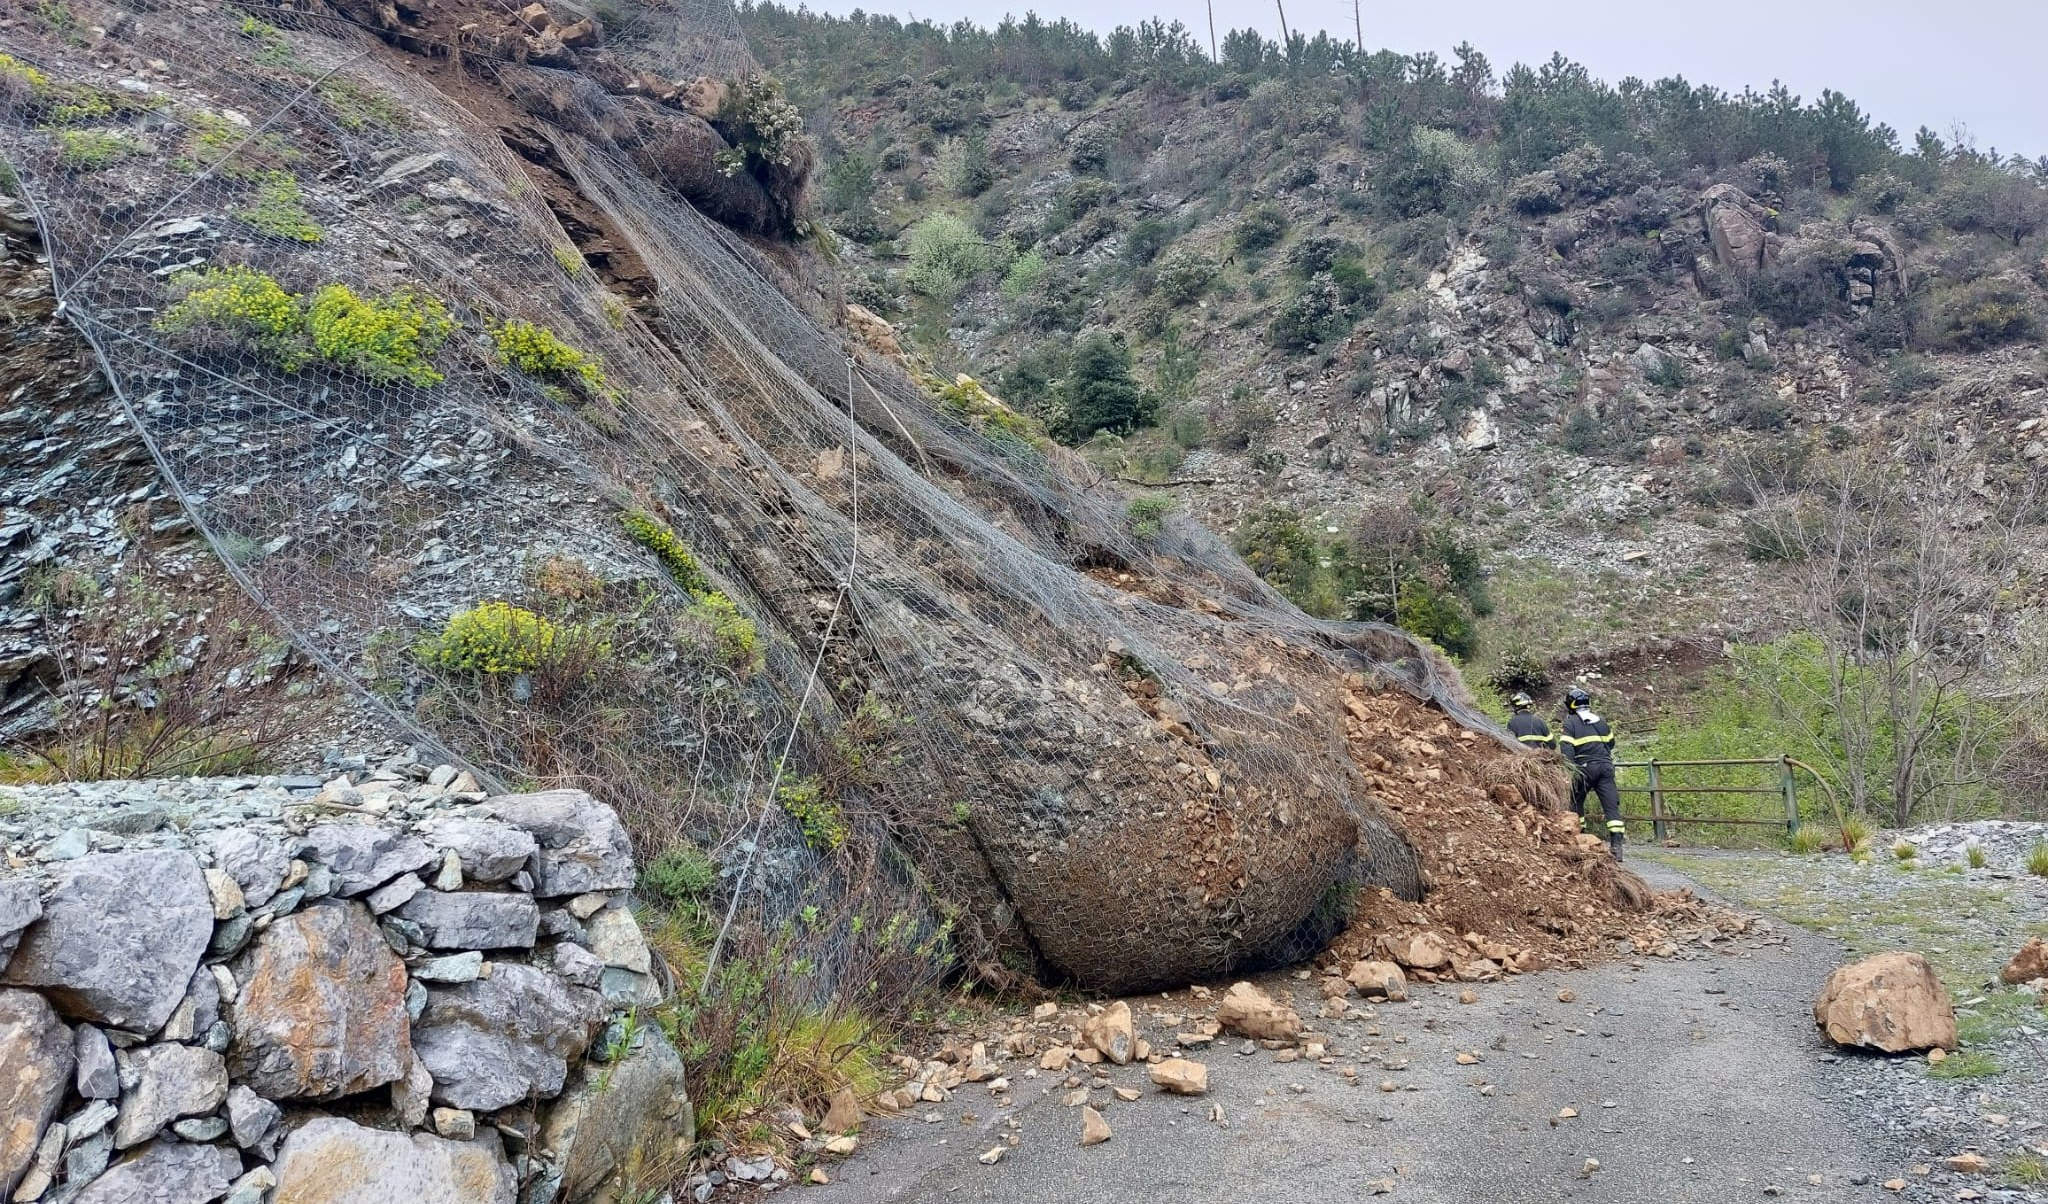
left=1330, top=690, right=1758, bottom=982
left=0, top=767, right=687, bottom=1204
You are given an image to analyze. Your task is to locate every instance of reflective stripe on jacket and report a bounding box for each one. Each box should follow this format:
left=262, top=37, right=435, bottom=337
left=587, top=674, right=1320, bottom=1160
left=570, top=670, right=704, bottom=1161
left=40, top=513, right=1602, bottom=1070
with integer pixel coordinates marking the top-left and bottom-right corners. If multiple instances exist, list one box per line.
left=1558, top=709, right=1616, bottom=765
left=1507, top=710, right=1553, bottom=750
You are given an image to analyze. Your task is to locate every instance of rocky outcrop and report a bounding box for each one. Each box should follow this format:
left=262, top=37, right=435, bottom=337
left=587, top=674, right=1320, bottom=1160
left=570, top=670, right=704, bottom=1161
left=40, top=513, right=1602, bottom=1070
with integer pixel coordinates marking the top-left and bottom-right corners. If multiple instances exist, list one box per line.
left=1813, top=951, right=1959, bottom=1053
left=0, top=771, right=680, bottom=1204
left=1699, top=184, right=1775, bottom=276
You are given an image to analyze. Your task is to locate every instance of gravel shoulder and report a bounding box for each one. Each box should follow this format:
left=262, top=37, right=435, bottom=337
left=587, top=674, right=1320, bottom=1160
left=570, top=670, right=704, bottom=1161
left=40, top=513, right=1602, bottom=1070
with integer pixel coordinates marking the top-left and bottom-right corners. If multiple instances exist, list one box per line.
left=803, top=859, right=2047, bottom=1204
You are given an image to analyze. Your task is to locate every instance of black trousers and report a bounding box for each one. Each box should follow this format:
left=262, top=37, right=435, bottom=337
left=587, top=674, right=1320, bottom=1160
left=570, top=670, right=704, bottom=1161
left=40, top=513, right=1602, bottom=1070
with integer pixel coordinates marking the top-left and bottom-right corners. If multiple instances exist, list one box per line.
left=1570, top=760, right=1623, bottom=834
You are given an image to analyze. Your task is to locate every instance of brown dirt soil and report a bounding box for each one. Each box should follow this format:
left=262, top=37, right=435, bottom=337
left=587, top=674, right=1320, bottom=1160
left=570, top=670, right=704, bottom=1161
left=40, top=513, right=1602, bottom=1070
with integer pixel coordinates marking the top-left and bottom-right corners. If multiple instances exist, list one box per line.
left=1325, top=689, right=1749, bottom=978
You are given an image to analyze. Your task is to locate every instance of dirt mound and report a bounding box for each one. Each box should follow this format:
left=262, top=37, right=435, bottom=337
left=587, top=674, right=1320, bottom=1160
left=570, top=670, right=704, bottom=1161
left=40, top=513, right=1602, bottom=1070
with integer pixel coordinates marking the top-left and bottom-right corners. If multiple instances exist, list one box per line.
left=1326, top=690, right=1749, bottom=977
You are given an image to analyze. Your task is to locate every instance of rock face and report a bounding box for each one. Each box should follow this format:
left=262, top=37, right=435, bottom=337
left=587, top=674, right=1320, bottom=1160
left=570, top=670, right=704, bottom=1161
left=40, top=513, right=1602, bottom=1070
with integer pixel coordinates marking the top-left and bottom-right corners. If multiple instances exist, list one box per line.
left=0, top=989, right=71, bottom=1197
left=203, top=830, right=291, bottom=909
left=270, top=1117, right=515, bottom=1204
left=486, top=791, right=635, bottom=897
left=537, top=1026, right=694, bottom=1201
left=72, top=1140, right=241, bottom=1204
left=413, top=964, right=605, bottom=1110
left=1215, top=981, right=1302, bottom=1043
left=1699, top=184, right=1774, bottom=276
left=1813, top=952, right=1958, bottom=1053
left=1, top=850, right=212, bottom=1032
left=230, top=901, right=412, bottom=1099
left=423, top=820, right=536, bottom=884
left=2002, top=937, right=2047, bottom=985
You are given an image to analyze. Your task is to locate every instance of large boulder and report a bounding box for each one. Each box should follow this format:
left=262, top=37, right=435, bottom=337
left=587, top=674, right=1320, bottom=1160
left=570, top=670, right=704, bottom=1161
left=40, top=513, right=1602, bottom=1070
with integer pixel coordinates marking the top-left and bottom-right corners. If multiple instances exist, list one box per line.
left=269, top=1117, right=515, bottom=1204
left=72, top=1140, right=241, bottom=1204
left=484, top=791, right=634, bottom=897
left=537, top=1025, right=693, bottom=1202
left=1813, top=952, right=1958, bottom=1053
left=0, top=851, right=213, bottom=1033
left=298, top=824, right=435, bottom=897
left=230, top=901, right=412, bottom=1099
left=0, top=989, right=72, bottom=1197
left=412, top=964, right=605, bottom=1110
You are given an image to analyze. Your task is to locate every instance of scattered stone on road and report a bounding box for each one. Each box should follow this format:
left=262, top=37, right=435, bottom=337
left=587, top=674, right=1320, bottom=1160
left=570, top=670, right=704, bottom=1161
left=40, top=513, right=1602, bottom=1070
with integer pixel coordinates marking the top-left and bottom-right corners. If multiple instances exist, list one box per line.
left=1215, top=982, right=1300, bottom=1043
left=1149, top=1059, right=1209, bottom=1095
left=1079, top=1107, right=1110, bottom=1147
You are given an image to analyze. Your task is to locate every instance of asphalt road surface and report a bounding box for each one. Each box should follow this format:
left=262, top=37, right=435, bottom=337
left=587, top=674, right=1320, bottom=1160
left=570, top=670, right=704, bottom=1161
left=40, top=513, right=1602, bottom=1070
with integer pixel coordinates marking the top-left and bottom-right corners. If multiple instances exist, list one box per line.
left=807, top=863, right=1926, bottom=1204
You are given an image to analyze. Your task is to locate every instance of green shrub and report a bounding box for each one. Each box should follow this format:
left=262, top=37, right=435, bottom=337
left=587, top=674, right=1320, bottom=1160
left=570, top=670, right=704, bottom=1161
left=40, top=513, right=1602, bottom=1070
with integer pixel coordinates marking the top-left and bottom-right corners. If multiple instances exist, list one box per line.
left=237, top=171, right=320, bottom=242
left=712, top=71, right=808, bottom=179
left=1645, top=354, right=1689, bottom=391
left=1269, top=274, right=1348, bottom=350
left=689, top=591, right=762, bottom=674
left=1395, top=575, right=1478, bottom=657
left=2028, top=842, right=2048, bottom=878
left=1507, top=170, right=1564, bottom=214
left=307, top=284, right=454, bottom=386
left=417, top=601, right=560, bottom=675
left=493, top=319, right=610, bottom=394
left=158, top=266, right=302, bottom=358
left=1127, top=494, right=1173, bottom=541
left=641, top=845, right=719, bottom=903
left=54, top=129, right=134, bottom=170
left=1233, top=204, right=1289, bottom=254
left=1932, top=280, right=2039, bottom=350
left=1052, top=332, right=1149, bottom=442
left=777, top=775, right=847, bottom=851
left=903, top=213, right=994, bottom=303
left=1154, top=250, right=1218, bottom=306
left=1001, top=250, right=1046, bottom=301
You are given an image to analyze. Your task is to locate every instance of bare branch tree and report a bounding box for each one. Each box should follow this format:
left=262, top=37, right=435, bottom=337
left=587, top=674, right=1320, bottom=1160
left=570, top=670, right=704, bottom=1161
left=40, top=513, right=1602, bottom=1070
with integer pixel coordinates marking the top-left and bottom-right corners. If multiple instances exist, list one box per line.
left=1735, top=415, right=2044, bottom=826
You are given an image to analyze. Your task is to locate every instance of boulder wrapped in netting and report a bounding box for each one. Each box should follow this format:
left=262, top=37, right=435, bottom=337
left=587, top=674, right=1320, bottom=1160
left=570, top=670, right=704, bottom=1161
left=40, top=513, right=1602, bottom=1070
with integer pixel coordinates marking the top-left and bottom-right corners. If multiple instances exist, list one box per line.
left=0, top=0, right=1510, bottom=993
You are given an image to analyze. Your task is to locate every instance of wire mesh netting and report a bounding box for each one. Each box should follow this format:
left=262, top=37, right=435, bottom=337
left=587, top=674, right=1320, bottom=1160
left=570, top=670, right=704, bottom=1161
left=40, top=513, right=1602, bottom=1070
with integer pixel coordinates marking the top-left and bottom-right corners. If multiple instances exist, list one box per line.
left=0, top=0, right=1508, bottom=993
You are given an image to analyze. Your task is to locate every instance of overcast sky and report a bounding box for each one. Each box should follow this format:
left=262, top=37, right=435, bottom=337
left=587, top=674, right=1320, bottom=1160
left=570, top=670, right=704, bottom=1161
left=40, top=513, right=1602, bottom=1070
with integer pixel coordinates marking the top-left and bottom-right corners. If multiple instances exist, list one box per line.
left=809, top=0, right=2048, bottom=158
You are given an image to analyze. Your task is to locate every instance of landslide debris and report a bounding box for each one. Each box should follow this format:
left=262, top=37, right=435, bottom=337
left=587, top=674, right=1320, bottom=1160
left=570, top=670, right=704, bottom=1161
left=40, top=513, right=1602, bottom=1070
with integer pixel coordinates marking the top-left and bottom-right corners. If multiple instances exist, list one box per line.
left=1327, top=688, right=1755, bottom=979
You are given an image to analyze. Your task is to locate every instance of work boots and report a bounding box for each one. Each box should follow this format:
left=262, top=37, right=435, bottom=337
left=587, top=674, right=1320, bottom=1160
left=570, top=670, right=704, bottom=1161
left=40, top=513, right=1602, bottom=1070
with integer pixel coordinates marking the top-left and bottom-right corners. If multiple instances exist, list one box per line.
left=1608, top=832, right=1625, bottom=863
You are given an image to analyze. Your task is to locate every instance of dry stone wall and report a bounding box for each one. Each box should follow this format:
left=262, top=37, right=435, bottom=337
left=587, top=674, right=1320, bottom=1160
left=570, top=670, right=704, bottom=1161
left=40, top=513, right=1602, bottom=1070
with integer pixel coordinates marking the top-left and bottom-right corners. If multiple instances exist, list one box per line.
left=0, top=759, right=689, bottom=1204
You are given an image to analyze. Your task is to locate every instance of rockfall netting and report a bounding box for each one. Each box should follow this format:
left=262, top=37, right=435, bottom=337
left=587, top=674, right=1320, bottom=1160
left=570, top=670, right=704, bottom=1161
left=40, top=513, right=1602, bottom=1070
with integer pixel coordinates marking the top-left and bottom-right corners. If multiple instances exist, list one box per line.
left=0, top=0, right=1514, bottom=993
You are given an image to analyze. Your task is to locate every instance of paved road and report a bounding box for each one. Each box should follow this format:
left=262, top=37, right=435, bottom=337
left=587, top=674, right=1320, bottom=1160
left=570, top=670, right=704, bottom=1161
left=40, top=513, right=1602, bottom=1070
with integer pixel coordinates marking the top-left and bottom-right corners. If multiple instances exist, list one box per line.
left=809, top=863, right=1926, bottom=1203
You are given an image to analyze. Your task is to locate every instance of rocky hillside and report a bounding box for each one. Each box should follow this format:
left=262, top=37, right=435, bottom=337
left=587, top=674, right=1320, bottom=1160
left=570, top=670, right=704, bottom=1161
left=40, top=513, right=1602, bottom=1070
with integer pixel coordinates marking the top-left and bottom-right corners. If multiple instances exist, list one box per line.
left=741, top=5, right=2048, bottom=711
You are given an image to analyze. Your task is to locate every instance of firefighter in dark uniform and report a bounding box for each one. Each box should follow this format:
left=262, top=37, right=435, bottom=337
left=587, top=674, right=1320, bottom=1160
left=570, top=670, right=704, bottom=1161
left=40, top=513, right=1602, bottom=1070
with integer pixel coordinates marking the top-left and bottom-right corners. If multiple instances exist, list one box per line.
left=1507, top=691, right=1553, bottom=751
left=1558, top=685, right=1624, bottom=861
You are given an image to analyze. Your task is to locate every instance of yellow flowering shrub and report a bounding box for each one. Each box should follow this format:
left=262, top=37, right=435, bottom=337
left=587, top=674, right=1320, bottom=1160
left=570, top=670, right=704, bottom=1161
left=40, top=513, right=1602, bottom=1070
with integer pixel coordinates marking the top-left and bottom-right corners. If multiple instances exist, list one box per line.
left=306, top=284, right=454, bottom=386
left=620, top=511, right=708, bottom=593
left=158, top=266, right=303, bottom=362
left=417, top=602, right=558, bottom=675
left=492, top=319, right=610, bottom=394
left=690, top=591, right=762, bottom=673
